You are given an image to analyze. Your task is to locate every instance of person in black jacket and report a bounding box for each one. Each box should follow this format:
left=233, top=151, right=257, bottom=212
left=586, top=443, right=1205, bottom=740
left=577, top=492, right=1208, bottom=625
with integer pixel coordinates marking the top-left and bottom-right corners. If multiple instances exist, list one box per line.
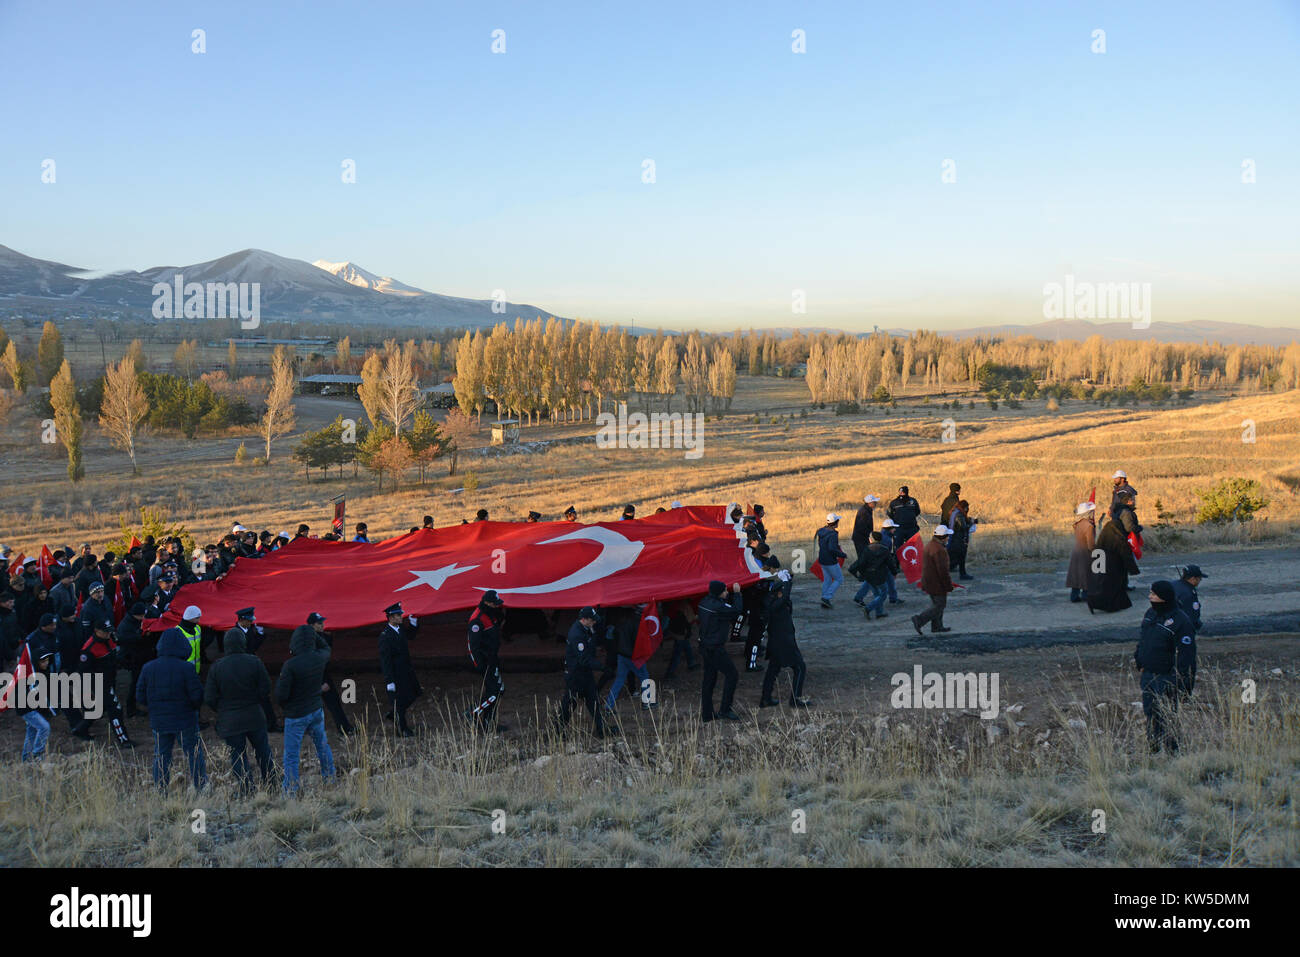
left=0, top=590, right=21, bottom=670
left=278, top=624, right=336, bottom=794
left=601, top=606, right=657, bottom=712
left=53, top=606, right=87, bottom=736
left=1170, top=565, right=1205, bottom=698
left=116, top=602, right=151, bottom=717
left=224, top=607, right=278, bottom=732
left=554, top=608, right=606, bottom=737
left=17, top=634, right=57, bottom=762
left=307, top=612, right=354, bottom=735
left=466, top=592, right=506, bottom=731
left=378, top=602, right=421, bottom=736
left=204, top=627, right=275, bottom=793
left=759, top=568, right=811, bottom=708
left=1133, top=580, right=1195, bottom=753
left=79, top=580, right=112, bottom=642
left=887, top=486, right=921, bottom=545
left=851, top=495, right=879, bottom=559
left=851, top=532, right=898, bottom=619
left=698, top=580, right=743, bottom=722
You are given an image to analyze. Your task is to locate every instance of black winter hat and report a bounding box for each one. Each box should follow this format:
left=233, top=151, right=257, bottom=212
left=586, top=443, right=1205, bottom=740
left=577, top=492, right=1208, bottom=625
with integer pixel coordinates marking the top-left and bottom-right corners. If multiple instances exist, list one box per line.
left=1151, top=580, right=1176, bottom=604
left=707, top=580, right=726, bottom=598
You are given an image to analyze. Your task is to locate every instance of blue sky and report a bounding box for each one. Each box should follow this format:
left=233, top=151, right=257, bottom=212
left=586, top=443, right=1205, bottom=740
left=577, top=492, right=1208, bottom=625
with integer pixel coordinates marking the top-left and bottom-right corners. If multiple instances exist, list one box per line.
left=2, top=0, right=1297, bottom=329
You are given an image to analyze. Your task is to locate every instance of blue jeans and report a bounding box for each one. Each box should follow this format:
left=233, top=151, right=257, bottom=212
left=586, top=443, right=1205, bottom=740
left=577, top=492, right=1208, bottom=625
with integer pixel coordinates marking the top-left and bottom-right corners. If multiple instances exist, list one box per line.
left=605, top=655, right=650, bottom=710
left=820, top=562, right=843, bottom=601
left=22, top=712, right=50, bottom=761
left=153, top=725, right=207, bottom=790
left=886, top=574, right=899, bottom=601
left=866, top=582, right=888, bottom=614
left=283, top=708, right=335, bottom=794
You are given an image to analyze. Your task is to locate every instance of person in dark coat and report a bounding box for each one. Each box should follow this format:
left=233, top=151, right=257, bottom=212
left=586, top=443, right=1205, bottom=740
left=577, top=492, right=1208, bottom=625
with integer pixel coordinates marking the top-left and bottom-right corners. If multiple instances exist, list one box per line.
left=698, top=580, right=743, bottom=722
left=815, top=514, right=847, bottom=608
left=759, top=567, right=811, bottom=708
left=378, top=602, right=421, bottom=736
left=851, top=495, right=879, bottom=559
left=947, top=499, right=975, bottom=580
left=939, top=483, right=961, bottom=527
left=277, top=624, right=336, bottom=794
left=912, top=527, right=955, bottom=635
left=887, top=486, right=922, bottom=545
left=554, top=608, right=606, bottom=737
left=1066, top=502, right=1096, bottom=602
left=0, top=590, right=21, bottom=670
left=661, top=599, right=698, bottom=680
left=306, top=612, right=354, bottom=734
left=79, top=580, right=112, bottom=642
left=1171, top=564, right=1206, bottom=696
left=1110, top=470, right=1138, bottom=516
left=466, top=592, right=506, bottom=731
left=879, top=518, right=905, bottom=605
left=224, top=607, right=277, bottom=731
left=1133, top=581, right=1195, bottom=753
left=54, top=606, right=87, bottom=736
left=852, top=532, right=897, bottom=619
left=204, top=627, right=275, bottom=792
left=602, top=606, right=657, bottom=711
left=17, top=634, right=56, bottom=762
left=117, top=602, right=153, bottom=717
left=136, top=627, right=207, bottom=790
left=49, top=567, right=78, bottom=620
left=1086, top=517, right=1133, bottom=613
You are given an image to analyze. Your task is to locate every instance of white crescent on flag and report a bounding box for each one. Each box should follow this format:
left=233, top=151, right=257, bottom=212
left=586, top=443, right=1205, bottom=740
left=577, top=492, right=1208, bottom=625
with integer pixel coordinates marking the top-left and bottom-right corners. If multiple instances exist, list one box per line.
left=901, top=544, right=919, bottom=565
left=645, top=615, right=660, bottom=637
left=484, top=525, right=645, bottom=595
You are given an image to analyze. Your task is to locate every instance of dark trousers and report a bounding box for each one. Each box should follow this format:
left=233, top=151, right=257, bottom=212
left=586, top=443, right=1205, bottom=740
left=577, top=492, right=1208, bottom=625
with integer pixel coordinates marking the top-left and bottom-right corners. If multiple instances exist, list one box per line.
left=744, top=614, right=766, bottom=668
left=664, top=635, right=696, bottom=676
left=260, top=694, right=277, bottom=728
left=471, top=652, right=502, bottom=726
left=700, top=645, right=738, bottom=721
left=153, top=725, right=207, bottom=790
left=761, top=648, right=806, bottom=703
left=322, top=666, right=353, bottom=732
left=388, top=685, right=416, bottom=733
left=1141, top=671, right=1178, bottom=752
left=224, top=729, right=275, bottom=791
left=595, top=643, right=618, bottom=692
left=949, top=547, right=968, bottom=576
left=915, top=593, right=948, bottom=631
left=557, top=669, right=605, bottom=735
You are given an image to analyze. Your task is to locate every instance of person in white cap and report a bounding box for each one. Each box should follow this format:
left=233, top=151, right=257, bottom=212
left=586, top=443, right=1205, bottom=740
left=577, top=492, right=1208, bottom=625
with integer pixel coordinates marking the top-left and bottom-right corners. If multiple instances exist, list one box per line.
left=1111, top=470, right=1137, bottom=514
left=179, top=604, right=205, bottom=674
left=1067, top=502, right=1096, bottom=602
left=879, top=518, right=905, bottom=605
left=911, top=525, right=955, bottom=635
left=815, top=513, right=847, bottom=608
left=852, top=494, right=879, bottom=560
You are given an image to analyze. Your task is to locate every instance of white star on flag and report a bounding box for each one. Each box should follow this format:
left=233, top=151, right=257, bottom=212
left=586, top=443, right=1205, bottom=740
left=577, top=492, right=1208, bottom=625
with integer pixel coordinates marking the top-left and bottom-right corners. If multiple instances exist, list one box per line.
left=395, top=562, right=479, bottom=592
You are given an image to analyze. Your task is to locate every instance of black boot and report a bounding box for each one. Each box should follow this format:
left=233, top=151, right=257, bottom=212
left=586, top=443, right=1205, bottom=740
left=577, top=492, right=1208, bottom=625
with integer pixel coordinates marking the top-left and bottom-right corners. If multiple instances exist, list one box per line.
left=759, top=697, right=780, bottom=708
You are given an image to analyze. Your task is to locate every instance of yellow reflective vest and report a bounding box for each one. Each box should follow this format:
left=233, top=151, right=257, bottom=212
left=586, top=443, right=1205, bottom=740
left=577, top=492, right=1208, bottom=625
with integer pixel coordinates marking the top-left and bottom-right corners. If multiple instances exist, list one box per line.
left=179, top=622, right=202, bottom=673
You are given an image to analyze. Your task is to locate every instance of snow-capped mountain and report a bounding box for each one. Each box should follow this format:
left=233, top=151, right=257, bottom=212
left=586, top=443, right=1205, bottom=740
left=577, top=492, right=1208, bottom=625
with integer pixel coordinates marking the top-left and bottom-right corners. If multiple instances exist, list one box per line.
left=312, top=260, right=428, bottom=297
left=0, top=244, right=557, bottom=328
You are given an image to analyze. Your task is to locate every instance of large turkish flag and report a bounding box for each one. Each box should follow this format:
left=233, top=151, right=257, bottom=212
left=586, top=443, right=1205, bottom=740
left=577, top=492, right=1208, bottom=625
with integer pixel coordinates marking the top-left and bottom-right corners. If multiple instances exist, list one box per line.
left=897, top=533, right=924, bottom=585
left=147, top=506, right=764, bottom=633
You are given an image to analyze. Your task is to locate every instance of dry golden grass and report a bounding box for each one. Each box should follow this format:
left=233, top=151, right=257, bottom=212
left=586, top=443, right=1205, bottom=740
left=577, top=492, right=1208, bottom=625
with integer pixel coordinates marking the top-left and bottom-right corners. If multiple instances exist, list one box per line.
left=1, top=381, right=1295, bottom=570
left=2, top=664, right=1296, bottom=866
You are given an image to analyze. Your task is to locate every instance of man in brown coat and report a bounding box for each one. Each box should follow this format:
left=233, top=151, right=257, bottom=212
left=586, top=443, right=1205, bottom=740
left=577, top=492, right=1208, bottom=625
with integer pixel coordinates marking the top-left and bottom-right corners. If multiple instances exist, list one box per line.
left=1067, top=502, right=1096, bottom=602
left=940, top=483, right=962, bottom=526
left=912, top=526, right=955, bottom=635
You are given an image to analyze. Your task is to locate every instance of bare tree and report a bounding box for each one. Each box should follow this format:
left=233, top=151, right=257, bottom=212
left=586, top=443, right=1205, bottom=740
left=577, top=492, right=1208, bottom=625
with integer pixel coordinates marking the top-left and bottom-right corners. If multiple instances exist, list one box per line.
left=260, top=346, right=296, bottom=463
left=99, top=356, right=150, bottom=475
left=440, top=407, right=478, bottom=476
left=380, top=340, right=421, bottom=434
left=358, top=350, right=384, bottom=427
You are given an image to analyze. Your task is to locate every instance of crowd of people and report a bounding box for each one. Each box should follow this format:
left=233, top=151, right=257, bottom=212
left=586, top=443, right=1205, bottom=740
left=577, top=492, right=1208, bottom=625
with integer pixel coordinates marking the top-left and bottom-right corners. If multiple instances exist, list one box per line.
left=1, top=476, right=1211, bottom=780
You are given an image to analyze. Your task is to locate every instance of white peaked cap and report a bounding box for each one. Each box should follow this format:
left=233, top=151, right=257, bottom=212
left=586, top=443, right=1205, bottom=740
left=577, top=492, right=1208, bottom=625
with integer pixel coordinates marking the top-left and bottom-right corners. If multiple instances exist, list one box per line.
left=232, top=524, right=247, bottom=532
left=864, top=494, right=879, bottom=503
left=671, top=501, right=682, bottom=508
left=1076, top=502, right=1096, bottom=515
left=933, top=525, right=952, bottom=536
left=182, top=605, right=202, bottom=621
left=1113, top=470, right=1127, bottom=479
left=826, top=513, right=840, bottom=523
left=881, top=518, right=897, bottom=527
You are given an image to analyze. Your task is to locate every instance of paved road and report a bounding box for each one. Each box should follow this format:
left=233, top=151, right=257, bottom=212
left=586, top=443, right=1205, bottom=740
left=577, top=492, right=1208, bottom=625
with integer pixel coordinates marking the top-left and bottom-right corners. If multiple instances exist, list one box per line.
left=793, top=545, right=1300, bottom=660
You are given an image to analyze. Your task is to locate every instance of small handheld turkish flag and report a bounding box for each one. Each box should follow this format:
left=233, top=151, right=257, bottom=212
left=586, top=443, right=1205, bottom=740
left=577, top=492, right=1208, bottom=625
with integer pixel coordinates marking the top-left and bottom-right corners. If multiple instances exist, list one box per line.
left=898, top=533, right=924, bottom=586
left=0, top=642, right=32, bottom=712
left=809, top=557, right=844, bottom=581
left=38, top=545, right=54, bottom=589
left=631, top=600, right=662, bottom=668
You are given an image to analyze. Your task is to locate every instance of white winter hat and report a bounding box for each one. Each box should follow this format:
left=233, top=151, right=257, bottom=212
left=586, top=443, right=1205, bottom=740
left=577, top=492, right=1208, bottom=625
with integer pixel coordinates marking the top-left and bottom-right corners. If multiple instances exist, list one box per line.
left=933, top=525, right=952, bottom=536
left=881, top=518, right=897, bottom=528
left=826, top=513, right=840, bottom=524
left=232, top=524, right=247, bottom=533
left=1112, top=470, right=1127, bottom=479
left=182, top=605, right=202, bottom=621
left=864, top=494, right=879, bottom=503
left=1076, top=502, right=1096, bottom=515
left=671, top=501, right=682, bottom=508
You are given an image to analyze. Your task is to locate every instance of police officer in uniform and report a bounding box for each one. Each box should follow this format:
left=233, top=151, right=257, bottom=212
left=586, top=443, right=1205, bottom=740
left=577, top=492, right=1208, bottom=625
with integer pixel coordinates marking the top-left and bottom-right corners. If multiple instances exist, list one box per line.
left=1133, top=580, right=1195, bottom=753
left=698, top=580, right=743, bottom=722
left=759, top=562, right=812, bottom=709
left=466, top=591, right=507, bottom=731
left=1171, top=564, right=1206, bottom=697
left=554, top=607, right=606, bottom=738
left=887, top=486, right=922, bottom=544
left=378, top=601, right=421, bottom=736
left=225, top=607, right=278, bottom=731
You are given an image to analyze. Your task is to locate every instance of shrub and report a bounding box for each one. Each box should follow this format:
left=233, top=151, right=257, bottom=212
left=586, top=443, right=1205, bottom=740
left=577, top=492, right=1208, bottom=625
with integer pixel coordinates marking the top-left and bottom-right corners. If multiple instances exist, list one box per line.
left=462, top=471, right=480, bottom=493
left=834, top=401, right=861, bottom=416
left=1045, top=397, right=1059, bottom=412
left=1194, top=479, right=1268, bottom=524
left=235, top=442, right=249, bottom=465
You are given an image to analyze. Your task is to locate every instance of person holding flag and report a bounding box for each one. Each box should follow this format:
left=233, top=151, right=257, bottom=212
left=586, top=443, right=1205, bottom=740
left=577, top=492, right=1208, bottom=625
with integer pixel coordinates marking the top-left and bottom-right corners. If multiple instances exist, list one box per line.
left=602, top=605, right=658, bottom=714
left=466, top=592, right=506, bottom=732
left=815, top=513, right=848, bottom=609
left=554, top=607, right=607, bottom=738
left=12, top=633, right=56, bottom=762
left=759, top=561, right=812, bottom=709
left=698, top=580, right=743, bottom=722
